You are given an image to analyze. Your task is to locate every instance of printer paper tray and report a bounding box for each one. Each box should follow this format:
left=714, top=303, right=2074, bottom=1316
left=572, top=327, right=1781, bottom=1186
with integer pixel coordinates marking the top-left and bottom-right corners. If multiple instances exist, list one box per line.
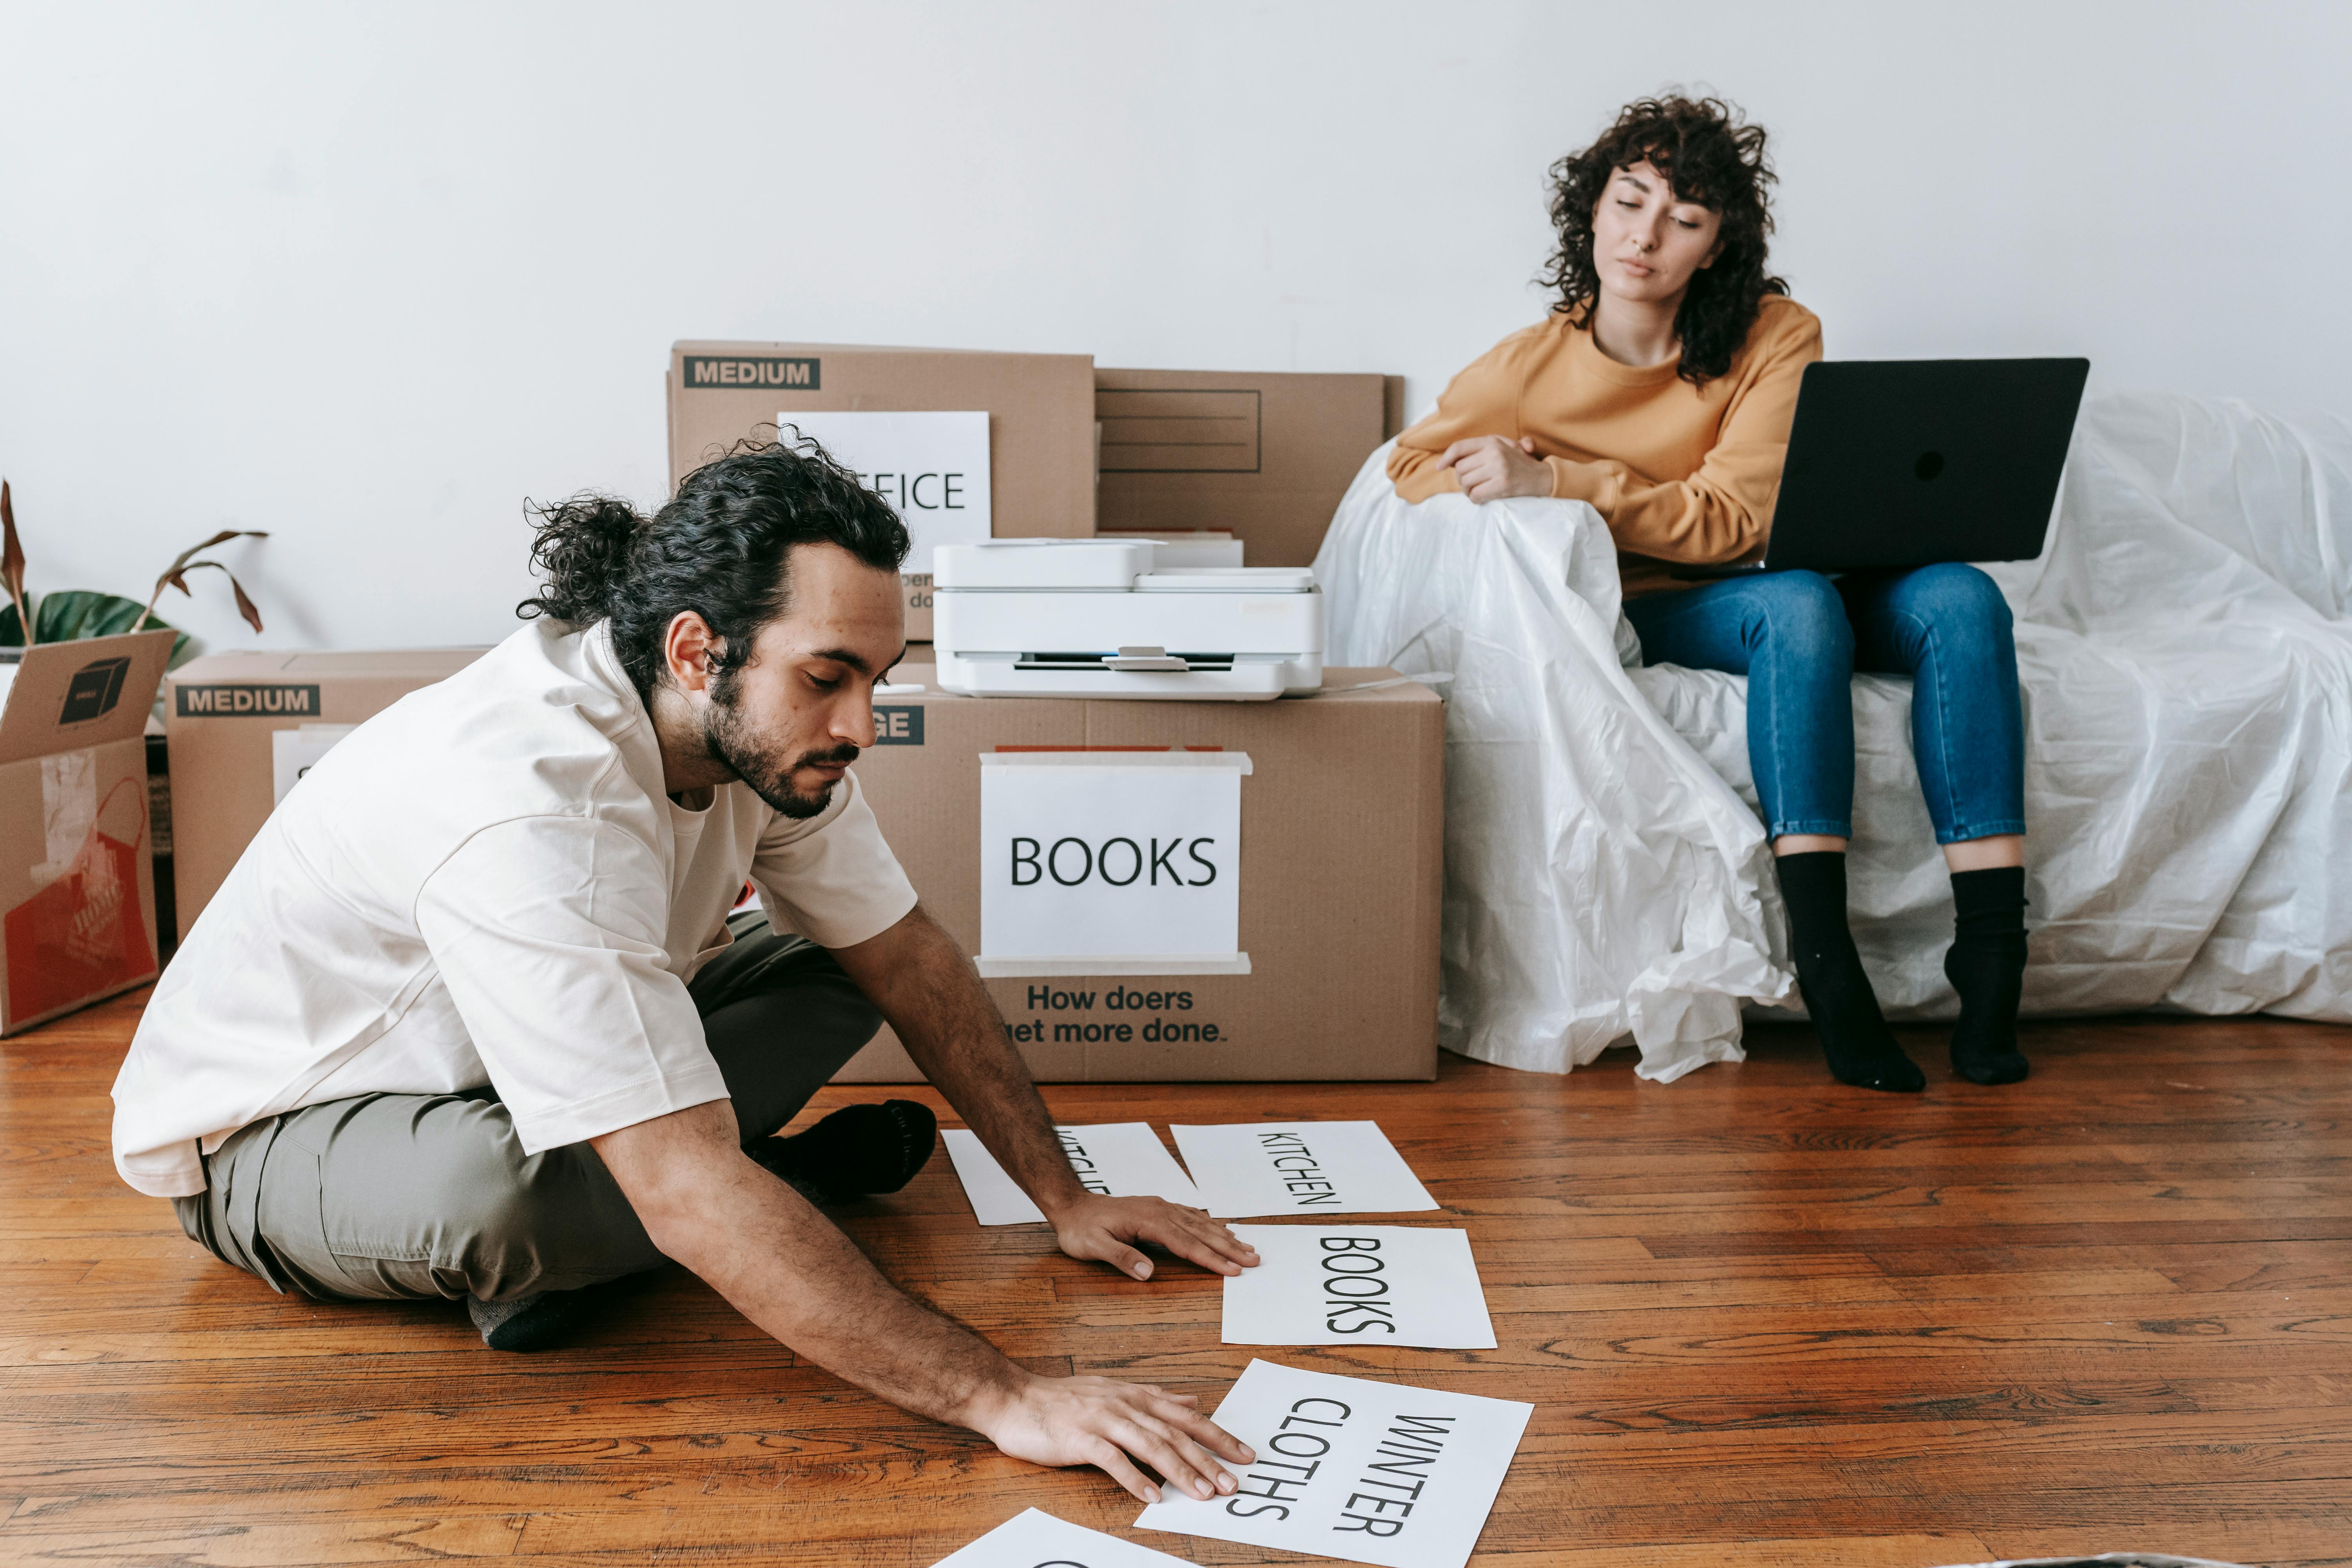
left=935, top=660, right=1299, bottom=701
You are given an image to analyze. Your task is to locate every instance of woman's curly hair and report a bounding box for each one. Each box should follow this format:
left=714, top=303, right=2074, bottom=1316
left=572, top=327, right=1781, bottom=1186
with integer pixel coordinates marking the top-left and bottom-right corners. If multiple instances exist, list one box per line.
left=1539, top=94, right=1786, bottom=386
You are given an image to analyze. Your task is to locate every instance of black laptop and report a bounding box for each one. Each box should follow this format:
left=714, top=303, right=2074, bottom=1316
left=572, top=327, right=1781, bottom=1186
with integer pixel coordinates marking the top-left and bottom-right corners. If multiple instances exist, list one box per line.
left=1673, top=357, right=2090, bottom=579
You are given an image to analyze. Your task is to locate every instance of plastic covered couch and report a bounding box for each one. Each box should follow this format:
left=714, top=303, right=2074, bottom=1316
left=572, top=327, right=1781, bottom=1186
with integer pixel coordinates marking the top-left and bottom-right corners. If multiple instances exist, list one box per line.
left=1312, top=393, right=2352, bottom=1079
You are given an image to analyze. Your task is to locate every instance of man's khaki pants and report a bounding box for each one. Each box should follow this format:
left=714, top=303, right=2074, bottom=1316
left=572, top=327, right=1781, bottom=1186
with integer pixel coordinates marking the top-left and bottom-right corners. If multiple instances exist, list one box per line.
left=173, top=914, right=883, bottom=1303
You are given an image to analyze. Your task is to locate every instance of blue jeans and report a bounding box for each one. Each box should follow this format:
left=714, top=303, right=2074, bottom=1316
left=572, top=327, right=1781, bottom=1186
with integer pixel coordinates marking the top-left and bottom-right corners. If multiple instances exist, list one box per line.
left=1624, top=564, right=2026, bottom=845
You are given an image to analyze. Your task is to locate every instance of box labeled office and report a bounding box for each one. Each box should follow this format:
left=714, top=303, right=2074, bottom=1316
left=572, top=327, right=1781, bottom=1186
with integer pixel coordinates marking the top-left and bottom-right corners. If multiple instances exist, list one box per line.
left=670, top=342, right=1098, bottom=639
left=164, top=648, right=486, bottom=933
left=0, top=628, right=176, bottom=1034
left=840, top=666, right=1443, bottom=1082
left=1095, top=367, right=1403, bottom=567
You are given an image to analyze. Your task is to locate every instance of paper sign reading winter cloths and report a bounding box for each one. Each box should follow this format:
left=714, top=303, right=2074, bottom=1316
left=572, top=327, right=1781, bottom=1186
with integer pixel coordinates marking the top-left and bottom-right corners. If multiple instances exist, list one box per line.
left=1221, top=1226, right=1495, bottom=1349
left=1170, top=1121, right=1437, bottom=1218
left=929, top=1508, right=1187, bottom=1566
left=941, top=1123, right=1204, bottom=1226
left=1135, top=1360, right=1531, bottom=1568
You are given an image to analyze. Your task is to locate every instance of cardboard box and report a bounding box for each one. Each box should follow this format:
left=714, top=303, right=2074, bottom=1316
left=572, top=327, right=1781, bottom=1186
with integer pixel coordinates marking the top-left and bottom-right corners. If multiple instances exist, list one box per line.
left=164, top=649, right=486, bottom=934
left=1095, top=368, right=1406, bottom=566
left=0, top=628, right=176, bottom=1034
left=840, top=666, right=1443, bottom=1081
left=669, top=342, right=1099, bottom=640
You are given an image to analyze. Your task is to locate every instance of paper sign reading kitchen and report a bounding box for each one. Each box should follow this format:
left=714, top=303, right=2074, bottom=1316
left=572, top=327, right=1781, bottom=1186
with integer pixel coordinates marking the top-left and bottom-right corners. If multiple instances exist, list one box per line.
left=778, top=410, right=990, bottom=576
left=976, top=752, right=1249, bottom=978
left=1136, top=1360, right=1532, bottom=1568
left=1172, top=1121, right=1437, bottom=1218
left=942, top=1123, right=1202, bottom=1226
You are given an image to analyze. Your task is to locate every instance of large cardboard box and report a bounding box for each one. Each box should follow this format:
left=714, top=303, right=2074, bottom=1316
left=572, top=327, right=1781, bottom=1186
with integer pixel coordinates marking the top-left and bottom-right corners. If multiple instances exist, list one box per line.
left=0, top=629, right=176, bottom=1034
left=1094, top=368, right=1405, bottom=567
left=840, top=666, right=1443, bottom=1082
left=164, top=649, right=486, bottom=935
left=668, top=342, right=1098, bottom=640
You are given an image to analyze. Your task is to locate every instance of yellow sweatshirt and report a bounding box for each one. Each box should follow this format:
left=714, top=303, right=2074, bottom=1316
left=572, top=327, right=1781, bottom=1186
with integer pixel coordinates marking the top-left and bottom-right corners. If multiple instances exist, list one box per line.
left=1388, top=295, right=1824, bottom=597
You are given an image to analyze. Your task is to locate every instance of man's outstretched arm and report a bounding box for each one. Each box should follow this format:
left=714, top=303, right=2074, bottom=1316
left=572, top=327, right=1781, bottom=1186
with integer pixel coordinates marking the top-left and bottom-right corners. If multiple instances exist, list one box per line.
left=592, top=1101, right=1252, bottom=1503
left=828, top=904, right=1258, bottom=1281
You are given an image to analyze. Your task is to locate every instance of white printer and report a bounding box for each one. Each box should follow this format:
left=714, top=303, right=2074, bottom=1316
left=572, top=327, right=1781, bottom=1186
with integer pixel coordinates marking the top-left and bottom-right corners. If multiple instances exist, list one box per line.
left=930, top=537, right=1324, bottom=700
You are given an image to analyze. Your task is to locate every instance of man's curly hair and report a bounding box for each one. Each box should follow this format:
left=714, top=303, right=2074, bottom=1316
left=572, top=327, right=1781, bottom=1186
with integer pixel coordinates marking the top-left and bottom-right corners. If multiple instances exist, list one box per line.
left=1539, top=94, right=1786, bottom=386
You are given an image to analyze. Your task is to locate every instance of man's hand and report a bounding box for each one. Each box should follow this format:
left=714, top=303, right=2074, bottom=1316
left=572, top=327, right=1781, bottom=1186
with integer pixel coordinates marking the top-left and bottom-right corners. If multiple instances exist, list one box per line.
left=1046, top=1193, right=1259, bottom=1281
left=969, top=1373, right=1256, bottom=1505
left=1438, top=434, right=1551, bottom=501
left=595, top=1105, right=1256, bottom=1503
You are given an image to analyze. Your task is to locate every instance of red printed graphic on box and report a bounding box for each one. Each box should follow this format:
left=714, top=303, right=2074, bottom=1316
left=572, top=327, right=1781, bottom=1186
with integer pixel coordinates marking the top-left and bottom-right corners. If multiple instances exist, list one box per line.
left=5, top=760, right=151, bottom=1022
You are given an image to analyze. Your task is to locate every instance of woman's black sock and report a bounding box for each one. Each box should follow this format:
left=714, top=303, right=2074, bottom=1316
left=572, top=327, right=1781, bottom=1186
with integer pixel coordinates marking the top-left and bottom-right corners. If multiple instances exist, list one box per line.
left=1775, top=851, right=1924, bottom=1093
left=1945, top=866, right=2030, bottom=1085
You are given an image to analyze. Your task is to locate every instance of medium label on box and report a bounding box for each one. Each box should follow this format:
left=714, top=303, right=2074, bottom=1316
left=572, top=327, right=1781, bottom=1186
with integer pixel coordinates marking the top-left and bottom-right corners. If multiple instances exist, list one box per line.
left=683, top=354, right=819, bottom=390
left=176, top=684, right=323, bottom=719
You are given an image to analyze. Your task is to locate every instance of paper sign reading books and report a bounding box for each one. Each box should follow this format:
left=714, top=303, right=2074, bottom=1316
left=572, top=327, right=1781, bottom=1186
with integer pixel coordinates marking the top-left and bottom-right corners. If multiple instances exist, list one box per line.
left=777, top=410, right=991, bottom=575
left=929, top=1508, right=1187, bottom=1566
left=977, top=753, right=1249, bottom=978
left=942, top=1123, right=1204, bottom=1226
left=1222, top=1226, right=1495, bottom=1349
left=1171, top=1122, right=1437, bottom=1218
left=1135, top=1360, right=1532, bottom=1568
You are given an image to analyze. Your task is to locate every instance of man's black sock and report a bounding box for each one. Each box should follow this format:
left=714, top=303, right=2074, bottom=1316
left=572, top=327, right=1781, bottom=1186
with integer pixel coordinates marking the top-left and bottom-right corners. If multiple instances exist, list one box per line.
left=748, top=1100, right=938, bottom=1202
left=1945, top=865, right=2030, bottom=1085
left=1776, top=851, right=1923, bottom=1093
left=467, top=1283, right=611, bottom=1353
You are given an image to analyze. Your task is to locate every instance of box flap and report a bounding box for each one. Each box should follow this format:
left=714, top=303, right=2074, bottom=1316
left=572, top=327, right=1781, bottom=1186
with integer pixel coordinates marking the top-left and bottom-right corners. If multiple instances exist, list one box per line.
left=0, top=628, right=178, bottom=766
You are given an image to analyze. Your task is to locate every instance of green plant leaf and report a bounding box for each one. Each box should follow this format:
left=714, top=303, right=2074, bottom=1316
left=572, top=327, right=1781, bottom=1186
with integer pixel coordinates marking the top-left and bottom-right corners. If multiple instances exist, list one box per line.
left=2, top=590, right=192, bottom=668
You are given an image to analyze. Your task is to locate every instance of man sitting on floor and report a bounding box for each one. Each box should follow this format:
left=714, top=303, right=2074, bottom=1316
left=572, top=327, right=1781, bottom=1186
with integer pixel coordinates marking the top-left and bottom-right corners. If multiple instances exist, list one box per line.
left=110, top=439, right=1259, bottom=1508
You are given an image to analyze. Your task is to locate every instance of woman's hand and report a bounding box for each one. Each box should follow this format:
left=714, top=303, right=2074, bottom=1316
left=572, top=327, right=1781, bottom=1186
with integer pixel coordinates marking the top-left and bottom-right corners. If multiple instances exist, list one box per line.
left=1438, top=434, right=1551, bottom=501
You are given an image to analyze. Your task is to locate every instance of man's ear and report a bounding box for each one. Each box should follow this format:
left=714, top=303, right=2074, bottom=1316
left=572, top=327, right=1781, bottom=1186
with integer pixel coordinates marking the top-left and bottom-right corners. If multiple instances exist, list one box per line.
left=663, top=611, right=723, bottom=695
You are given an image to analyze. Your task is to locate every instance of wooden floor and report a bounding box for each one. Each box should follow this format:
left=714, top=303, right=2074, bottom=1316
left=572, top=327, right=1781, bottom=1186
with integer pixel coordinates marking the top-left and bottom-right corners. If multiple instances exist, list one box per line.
left=4, top=992, right=2348, bottom=1568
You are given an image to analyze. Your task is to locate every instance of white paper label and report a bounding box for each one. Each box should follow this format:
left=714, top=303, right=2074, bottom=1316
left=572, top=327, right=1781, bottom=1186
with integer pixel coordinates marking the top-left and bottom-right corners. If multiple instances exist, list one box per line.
left=978, top=757, right=1243, bottom=968
left=941, top=1123, right=1203, bottom=1226
left=1134, top=1360, right=1532, bottom=1568
left=271, top=724, right=359, bottom=806
left=929, top=1508, right=1188, bottom=1566
left=1221, top=1226, right=1494, bottom=1349
left=778, top=410, right=991, bottom=575
left=1170, top=1122, right=1437, bottom=1218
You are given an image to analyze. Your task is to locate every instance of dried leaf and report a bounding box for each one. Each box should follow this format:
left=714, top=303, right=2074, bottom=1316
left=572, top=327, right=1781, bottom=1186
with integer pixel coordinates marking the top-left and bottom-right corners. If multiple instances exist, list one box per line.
left=0, top=479, right=27, bottom=641
left=0, top=481, right=21, bottom=595
left=226, top=571, right=264, bottom=634
left=146, top=530, right=267, bottom=630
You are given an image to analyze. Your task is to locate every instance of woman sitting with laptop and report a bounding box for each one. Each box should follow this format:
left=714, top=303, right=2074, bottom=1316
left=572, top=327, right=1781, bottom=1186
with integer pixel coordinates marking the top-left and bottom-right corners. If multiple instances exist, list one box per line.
left=1389, top=94, right=2029, bottom=1092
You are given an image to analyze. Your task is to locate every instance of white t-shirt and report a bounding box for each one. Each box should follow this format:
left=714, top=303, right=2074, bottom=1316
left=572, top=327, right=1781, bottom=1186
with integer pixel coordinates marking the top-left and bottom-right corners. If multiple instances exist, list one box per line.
left=111, top=620, right=918, bottom=1198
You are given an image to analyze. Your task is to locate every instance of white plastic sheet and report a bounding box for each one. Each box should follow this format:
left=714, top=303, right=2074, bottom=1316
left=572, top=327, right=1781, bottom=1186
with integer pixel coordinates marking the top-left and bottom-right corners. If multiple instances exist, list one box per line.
left=1313, top=394, right=2352, bottom=1077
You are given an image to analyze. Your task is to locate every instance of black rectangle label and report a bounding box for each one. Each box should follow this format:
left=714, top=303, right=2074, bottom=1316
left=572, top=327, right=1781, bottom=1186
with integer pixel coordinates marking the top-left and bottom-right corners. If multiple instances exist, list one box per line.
left=872, top=705, right=924, bottom=745
left=176, top=683, right=324, bottom=719
left=684, top=355, right=820, bottom=391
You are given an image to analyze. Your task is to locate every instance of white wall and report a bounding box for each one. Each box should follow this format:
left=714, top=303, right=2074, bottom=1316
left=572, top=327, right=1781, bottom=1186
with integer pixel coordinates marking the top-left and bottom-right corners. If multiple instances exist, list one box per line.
left=3, top=1, right=2347, bottom=653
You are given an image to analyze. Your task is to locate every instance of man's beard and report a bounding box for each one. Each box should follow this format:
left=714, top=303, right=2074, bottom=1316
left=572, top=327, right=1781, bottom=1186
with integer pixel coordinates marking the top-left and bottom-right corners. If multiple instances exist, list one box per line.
left=702, top=677, right=858, bottom=819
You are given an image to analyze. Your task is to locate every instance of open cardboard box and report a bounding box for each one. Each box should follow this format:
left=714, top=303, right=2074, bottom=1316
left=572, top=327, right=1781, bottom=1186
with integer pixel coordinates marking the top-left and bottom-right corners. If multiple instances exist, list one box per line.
left=0, top=628, right=176, bottom=1034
